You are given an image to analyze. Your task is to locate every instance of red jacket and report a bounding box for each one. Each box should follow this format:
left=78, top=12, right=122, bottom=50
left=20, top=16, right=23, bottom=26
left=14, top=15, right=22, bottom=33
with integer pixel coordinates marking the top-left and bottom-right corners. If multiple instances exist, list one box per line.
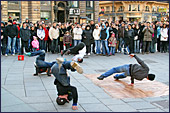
left=17, top=26, right=20, bottom=38
left=43, top=27, right=49, bottom=41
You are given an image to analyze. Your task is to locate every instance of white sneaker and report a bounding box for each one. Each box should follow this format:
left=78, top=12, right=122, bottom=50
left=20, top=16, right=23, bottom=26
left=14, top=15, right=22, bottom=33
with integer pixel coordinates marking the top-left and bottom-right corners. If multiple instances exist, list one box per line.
left=5, top=54, right=8, bottom=57
left=88, top=53, right=90, bottom=56
left=70, top=61, right=83, bottom=74
left=12, top=54, right=15, bottom=56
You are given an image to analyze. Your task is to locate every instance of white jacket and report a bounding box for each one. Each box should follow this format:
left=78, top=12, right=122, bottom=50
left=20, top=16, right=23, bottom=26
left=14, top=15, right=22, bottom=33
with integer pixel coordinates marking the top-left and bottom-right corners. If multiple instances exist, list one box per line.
left=37, top=29, right=45, bottom=39
left=93, top=29, right=101, bottom=40
left=49, top=27, right=60, bottom=40
left=160, top=28, right=168, bottom=41
left=72, top=46, right=86, bottom=62
left=73, top=28, right=83, bottom=40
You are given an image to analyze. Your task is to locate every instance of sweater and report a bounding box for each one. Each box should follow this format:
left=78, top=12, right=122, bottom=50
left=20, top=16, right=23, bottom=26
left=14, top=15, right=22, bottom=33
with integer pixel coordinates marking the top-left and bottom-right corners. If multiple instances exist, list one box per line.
left=6, top=24, right=18, bottom=38
left=73, top=28, right=83, bottom=40
left=160, top=28, right=168, bottom=41
left=49, top=27, right=60, bottom=40
left=63, top=34, right=72, bottom=44
left=20, top=27, right=31, bottom=41
left=93, top=29, right=101, bottom=40
left=37, top=29, right=45, bottom=40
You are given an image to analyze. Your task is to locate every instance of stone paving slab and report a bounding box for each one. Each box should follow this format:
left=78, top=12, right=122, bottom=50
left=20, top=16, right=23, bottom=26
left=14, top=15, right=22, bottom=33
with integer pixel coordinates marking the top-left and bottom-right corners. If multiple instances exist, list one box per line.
left=107, top=104, right=138, bottom=112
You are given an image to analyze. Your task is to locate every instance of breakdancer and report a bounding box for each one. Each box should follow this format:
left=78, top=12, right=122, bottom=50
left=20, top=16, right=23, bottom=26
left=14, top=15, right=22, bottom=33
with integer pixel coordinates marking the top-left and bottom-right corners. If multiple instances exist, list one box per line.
left=61, top=42, right=86, bottom=63
left=97, top=54, right=155, bottom=86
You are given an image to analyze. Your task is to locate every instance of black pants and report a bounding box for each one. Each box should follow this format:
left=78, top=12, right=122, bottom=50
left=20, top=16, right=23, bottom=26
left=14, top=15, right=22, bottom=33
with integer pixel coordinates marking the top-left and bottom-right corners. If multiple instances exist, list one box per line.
left=142, top=41, right=151, bottom=53
left=157, top=36, right=160, bottom=52
left=129, top=38, right=134, bottom=53
left=67, top=42, right=85, bottom=54
left=1, top=38, right=7, bottom=55
left=21, top=40, right=29, bottom=54
left=160, top=41, right=167, bottom=53
left=65, top=43, right=70, bottom=49
left=86, top=45, right=91, bottom=54
left=47, top=39, right=51, bottom=52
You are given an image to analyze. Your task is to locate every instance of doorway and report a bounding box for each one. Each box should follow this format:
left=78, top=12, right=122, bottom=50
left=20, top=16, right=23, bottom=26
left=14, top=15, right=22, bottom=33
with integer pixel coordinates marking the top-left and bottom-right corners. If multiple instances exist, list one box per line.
left=57, top=11, right=65, bottom=23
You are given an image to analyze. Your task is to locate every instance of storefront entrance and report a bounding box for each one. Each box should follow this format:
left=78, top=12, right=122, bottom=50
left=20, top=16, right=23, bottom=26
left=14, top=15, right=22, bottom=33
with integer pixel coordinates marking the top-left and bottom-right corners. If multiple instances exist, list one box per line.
left=57, top=11, right=65, bottom=23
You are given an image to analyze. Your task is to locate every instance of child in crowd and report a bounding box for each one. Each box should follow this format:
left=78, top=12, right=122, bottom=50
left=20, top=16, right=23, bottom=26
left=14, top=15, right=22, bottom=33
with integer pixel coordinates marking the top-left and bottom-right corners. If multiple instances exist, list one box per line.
left=108, top=33, right=117, bottom=55
left=32, top=36, right=39, bottom=52
left=63, top=31, right=72, bottom=49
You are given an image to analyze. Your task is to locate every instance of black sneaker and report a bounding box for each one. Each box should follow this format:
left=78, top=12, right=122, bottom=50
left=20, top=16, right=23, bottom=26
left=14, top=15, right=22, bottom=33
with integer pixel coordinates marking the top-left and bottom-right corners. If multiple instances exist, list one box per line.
left=113, top=76, right=119, bottom=80
left=97, top=75, right=105, bottom=80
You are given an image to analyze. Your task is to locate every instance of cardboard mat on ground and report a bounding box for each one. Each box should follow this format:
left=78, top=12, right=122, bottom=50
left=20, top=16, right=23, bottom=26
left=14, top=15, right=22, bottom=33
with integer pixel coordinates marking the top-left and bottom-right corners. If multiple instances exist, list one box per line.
left=84, top=74, right=169, bottom=99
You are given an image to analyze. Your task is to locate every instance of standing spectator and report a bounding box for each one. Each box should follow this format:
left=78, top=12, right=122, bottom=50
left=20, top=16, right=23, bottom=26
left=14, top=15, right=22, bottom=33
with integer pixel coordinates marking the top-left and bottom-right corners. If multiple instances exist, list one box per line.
left=63, top=31, right=72, bottom=49
left=156, top=22, right=162, bottom=52
left=133, top=24, right=140, bottom=53
left=31, top=36, right=39, bottom=52
left=127, top=24, right=135, bottom=54
left=1, top=21, right=7, bottom=55
left=5, top=20, right=18, bottom=56
left=142, top=22, right=154, bottom=54
left=49, top=22, right=60, bottom=54
left=160, top=24, right=168, bottom=53
left=47, top=22, right=52, bottom=52
left=118, top=22, right=125, bottom=53
left=25, top=18, right=30, bottom=28
left=108, top=33, right=117, bottom=55
left=73, top=23, right=83, bottom=46
left=59, top=24, right=67, bottom=52
left=139, top=22, right=145, bottom=53
left=132, top=24, right=138, bottom=53
left=15, top=22, right=21, bottom=54
left=37, top=25, right=45, bottom=50
left=42, top=23, right=49, bottom=52
left=30, top=26, right=37, bottom=52
left=20, top=22, right=31, bottom=55
left=150, top=24, right=157, bottom=53
left=100, top=24, right=110, bottom=56
left=90, top=20, right=96, bottom=54
left=82, top=25, right=93, bottom=55
left=93, top=24, right=101, bottom=55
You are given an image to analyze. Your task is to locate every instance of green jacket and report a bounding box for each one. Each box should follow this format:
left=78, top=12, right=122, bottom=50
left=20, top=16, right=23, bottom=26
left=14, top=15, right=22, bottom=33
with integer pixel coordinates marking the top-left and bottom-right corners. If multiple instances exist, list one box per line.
left=142, top=27, right=154, bottom=41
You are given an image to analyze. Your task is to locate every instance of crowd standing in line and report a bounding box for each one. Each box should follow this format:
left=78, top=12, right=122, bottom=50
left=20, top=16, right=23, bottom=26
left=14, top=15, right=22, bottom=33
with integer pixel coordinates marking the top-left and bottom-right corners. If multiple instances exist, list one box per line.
left=1, top=18, right=169, bottom=57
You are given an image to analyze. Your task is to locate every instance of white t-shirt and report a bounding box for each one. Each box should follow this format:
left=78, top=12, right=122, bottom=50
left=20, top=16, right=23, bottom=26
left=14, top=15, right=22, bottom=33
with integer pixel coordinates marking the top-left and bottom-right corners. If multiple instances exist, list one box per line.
left=72, top=46, right=86, bottom=62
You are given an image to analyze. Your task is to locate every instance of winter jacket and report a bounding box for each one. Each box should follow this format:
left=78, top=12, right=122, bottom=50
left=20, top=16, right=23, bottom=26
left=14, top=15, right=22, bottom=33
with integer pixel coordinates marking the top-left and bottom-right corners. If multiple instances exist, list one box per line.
left=93, top=29, right=101, bottom=40
left=118, top=26, right=125, bottom=38
left=73, top=27, right=83, bottom=40
left=109, top=27, right=118, bottom=39
left=127, top=29, right=135, bottom=39
left=142, top=27, right=154, bottom=41
left=20, top=27, right=31, bottom=41
left=130, top=55, right=149, bottom=84
left=100, top=24, right=109, bottom=40
left=63, top=34, right=72, bottom=44
left=32, top=40, right=39, bottom=48
left=37, top=29, right=45, bottom=40
left=82, top=26, right=93, bottom=46
left=157, top=26, right=161, bottom=38
left=152, top=28, right=157, bottom=43
left=30, top=29, right=37, bottom=41
left=6, top=24, right=18, bottom=38
left=43, top=28, right=49, bottom=41
left=160, top=28, right=168, bottom=41
left=139, top=25, right=145, bottom=41
left=17, top=26, right=20, bottom=38
left=49, top=27, right=60, bottom=40
left=108, top=37, right=117, bottom=47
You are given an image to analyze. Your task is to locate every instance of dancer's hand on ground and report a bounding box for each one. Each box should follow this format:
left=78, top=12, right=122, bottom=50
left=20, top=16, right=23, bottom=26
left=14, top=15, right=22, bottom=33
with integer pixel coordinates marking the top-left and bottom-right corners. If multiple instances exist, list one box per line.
left=129, top=54, right=135, bottom=58
left=72, top=106, right=78, bottom=110
left=128, top=83, right=134, bottom=86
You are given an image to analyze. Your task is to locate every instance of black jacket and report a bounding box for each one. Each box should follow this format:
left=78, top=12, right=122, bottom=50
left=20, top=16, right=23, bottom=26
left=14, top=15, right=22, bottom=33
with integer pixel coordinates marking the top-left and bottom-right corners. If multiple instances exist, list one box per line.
left=82, top=26, right=93, bottom=46
left=109, top=27, right=118, bottom=39
left=30, top=29, right=37, bottom=41
left=20, top=27, right=31, bottom=41
left=5, top=24, right=18, bottom=38
left=152, top=28, right=157, bottom=44
left=127, top=29, right=135, bottom=39
left=130, top=55, right=149, bottom=84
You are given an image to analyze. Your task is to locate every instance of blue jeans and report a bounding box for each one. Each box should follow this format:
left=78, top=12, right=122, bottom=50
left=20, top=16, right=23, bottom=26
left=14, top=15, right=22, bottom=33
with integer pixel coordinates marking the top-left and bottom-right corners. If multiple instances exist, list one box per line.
left=102, top=64, right=130, bottom=79
left=110, top=47, right=115, bottom=55
left=95, top=40, right=101, bottom=54
left=51, top=39, right=59, bottom=53
left=101, top=40, right=110, bottom=55
left=15, top=38, right=21, bottom=54
left=118, top=37, right=124, bottom=52
left=6, top=36, right=16, bottom=55
left=74, top=40, right=81, bottom=47
left=39, top=39, right=45, bottom=50
left=31, top=50, right=55, bottom=68
left=150, top=41, right=156, bottom=53
left=134, top=40, right=140, bottom=53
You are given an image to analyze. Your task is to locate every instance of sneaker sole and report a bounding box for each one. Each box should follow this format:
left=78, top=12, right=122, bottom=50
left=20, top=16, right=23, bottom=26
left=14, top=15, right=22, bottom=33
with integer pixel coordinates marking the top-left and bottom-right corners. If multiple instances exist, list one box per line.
left=70, top=62, right=83, bottom=74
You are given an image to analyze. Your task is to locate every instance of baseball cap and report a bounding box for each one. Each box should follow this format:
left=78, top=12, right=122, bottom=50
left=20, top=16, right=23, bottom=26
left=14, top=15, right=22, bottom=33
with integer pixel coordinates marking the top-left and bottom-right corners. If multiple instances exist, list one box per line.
left=56, top=97, right=69, bottom=105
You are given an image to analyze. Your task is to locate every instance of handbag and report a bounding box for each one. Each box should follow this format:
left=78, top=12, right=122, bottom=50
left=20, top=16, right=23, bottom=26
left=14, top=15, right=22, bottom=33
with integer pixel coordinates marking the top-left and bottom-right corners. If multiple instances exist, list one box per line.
left=60, top=37, right=63, bottom=41
left=134, top=36, right=138, bottom=40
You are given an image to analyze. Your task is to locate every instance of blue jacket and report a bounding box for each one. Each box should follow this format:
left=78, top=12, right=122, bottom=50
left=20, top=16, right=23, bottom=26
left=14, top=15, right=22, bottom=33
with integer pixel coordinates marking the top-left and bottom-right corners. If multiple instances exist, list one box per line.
left=100, top=24, right=109, bottom=40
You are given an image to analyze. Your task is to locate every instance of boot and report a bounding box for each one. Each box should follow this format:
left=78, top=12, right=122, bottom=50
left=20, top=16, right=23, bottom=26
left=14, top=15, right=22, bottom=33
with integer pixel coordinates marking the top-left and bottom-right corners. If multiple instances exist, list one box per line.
left=70, top=61, right=83, bottom=74
left=97, top=75, right=105, bottom=80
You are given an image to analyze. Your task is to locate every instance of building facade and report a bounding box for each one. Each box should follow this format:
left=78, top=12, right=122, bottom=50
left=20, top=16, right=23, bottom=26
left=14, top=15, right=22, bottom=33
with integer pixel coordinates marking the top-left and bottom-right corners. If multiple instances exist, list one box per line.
left=99, top=1, right=169, bottom=23
left=1, top=1, right=99, bottom=24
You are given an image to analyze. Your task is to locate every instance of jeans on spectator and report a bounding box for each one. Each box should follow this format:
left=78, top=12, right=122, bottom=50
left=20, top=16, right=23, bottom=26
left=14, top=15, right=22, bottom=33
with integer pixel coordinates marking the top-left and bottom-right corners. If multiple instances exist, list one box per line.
left=6, top=36, right=16, bottom=55
left=142, top=41, right=151, bottom=53
left=101, top=64, right=130, bottom=78
left=39, top=39, right=45, bottom=50
left=118, top=37, right=124, bottom=52
left=21, top=40, right=29, bottom=54
left=15, top=38, right=21, bottom=54
left=95, top=40, right=101, bottom=54
left=74, top=40, right=81, bottom=47
left=134, top=40, right=140, bottom=53
left=44, top=40, right=47, bottom=52
left=51, top=39, right=59, bottom=53
left=150, top=41, right=156, bottom=53
left=101, top=40, right=110, bottom=55
left=110, top=47, right=115, bottom=55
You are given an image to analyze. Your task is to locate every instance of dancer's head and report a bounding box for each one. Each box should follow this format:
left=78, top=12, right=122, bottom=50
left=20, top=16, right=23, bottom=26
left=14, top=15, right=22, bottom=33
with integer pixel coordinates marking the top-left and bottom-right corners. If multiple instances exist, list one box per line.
left=147, top=74, right=155, bottom=81
left=77, top=58, right=83, bottom=63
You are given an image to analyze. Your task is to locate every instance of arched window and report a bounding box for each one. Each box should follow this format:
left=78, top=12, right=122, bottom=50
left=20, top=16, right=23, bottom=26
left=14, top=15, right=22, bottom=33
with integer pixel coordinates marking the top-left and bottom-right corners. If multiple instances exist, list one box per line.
left=58, top=2, right=65, bottom=8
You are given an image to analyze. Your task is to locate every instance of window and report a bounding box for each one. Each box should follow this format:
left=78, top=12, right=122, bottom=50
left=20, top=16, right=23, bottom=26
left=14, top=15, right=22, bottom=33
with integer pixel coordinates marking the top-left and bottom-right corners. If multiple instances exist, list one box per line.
left=132, top=4, right=137, bottom=11
left=118, top=6, right=123, bottom=12
left=106, top=6, right=110, bottom=13
left=86, top=1, right=93, bottom=8
left=40, top=1, right=50, bottom=5
left=68, top=1, right=78, bottom=8
left=145, top=6, right=149, bottom=11
left=8, top=1, right=19, bottom=4
left=152, top=6, right=156, bottom=12
left=129, top=5, right=131, bottom=11
left=86, top=13, right=93, bottom=20
left=138, top=5, right=140, bottom=11
left=41, top=12, right=51, bottom=18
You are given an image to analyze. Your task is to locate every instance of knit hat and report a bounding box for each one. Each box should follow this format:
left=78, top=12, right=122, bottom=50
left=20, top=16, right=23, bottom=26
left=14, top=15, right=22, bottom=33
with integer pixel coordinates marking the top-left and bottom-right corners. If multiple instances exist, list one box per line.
left=56, top=97, right=68, bottom=105
left=95, top=24, right=99, bottom=27
left=148, top=74, right=155, bottom=81
left=8, top=20, right=13, bottom=23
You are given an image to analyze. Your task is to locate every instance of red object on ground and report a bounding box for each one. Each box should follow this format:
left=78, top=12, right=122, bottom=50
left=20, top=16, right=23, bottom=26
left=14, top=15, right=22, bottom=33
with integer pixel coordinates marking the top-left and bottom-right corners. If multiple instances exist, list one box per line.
left=18, top=55, right=24, bottom=61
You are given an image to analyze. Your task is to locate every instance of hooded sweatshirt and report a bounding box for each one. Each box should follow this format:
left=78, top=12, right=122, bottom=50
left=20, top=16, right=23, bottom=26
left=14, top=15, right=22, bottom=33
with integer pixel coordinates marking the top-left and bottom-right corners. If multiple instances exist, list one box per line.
left=100, top=24, right=109, bottom=40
